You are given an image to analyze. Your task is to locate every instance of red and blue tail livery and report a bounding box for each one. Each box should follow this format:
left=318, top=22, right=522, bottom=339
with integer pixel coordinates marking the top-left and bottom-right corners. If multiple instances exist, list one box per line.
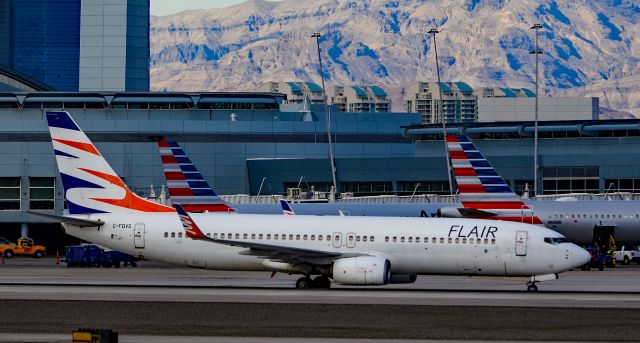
left=47, top=111, right=175, bottom=215
left=158, top=140, right=234, bottom=213
left=279, top=199, right=295, bottom=216
left=447, top=134, right=542, bottom=225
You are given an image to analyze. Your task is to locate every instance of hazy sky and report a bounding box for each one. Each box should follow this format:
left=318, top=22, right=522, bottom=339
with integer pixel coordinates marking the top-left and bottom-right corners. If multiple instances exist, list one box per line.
left=151, top=0, right=282, bottom=16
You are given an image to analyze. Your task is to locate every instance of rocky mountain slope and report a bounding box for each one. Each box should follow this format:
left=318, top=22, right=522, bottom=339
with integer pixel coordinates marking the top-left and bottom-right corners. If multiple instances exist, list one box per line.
left=150, top=0, right=639, bottom=116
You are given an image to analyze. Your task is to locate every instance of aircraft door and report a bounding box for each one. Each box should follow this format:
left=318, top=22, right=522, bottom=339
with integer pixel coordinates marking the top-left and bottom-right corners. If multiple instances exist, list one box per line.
left=515, top=231, right=527, bottom=256
left=346, top=232, right=356, bottom=248
left=134, top=223, right=145, bottom=249
left=332, top=232, right=342, bottom=248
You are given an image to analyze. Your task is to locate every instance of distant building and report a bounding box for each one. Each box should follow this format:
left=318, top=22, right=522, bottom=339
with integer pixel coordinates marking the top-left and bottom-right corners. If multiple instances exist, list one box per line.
left=0, top=0, right=149, bottom=92
left=404, top=81, right=477, bottom=124
left=475, top=87, right=599, bottom=122
left=259, top=82, right=324, bottom=104
left=328, top=85, right=390, bottom=113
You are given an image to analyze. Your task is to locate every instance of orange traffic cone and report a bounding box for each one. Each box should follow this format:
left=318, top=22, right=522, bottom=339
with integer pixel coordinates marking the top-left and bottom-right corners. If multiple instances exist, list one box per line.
left=55, top=250, right=60, bottom=265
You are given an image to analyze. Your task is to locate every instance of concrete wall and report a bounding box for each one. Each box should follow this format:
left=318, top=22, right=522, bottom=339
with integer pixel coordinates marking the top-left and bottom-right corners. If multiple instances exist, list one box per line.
left=478, top=97, right=598, bottom=122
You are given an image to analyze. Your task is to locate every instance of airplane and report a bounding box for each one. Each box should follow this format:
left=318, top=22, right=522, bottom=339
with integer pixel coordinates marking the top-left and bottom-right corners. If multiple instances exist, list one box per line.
left=442, top=134, right=640, bottom=246
left=34, top=110, right=589, bottom=291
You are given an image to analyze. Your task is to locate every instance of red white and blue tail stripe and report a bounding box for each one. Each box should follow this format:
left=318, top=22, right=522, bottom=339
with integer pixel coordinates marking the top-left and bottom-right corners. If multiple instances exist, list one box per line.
left=447, top=135, right=542, bottom=224
left=159, top=140, right=234, bottom=213
left=279, top=199, right=295, bottom=216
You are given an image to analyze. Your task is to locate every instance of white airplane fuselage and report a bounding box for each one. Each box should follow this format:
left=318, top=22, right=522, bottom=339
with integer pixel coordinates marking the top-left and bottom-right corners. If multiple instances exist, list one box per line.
left=63, top=213, right=588, bottom=278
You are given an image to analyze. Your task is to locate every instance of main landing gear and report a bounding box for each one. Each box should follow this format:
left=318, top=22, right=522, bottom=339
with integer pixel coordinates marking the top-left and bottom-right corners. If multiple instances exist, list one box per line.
left=296, top=275, right=331, bottom=289
left=526, top=282, right=538, bottom=292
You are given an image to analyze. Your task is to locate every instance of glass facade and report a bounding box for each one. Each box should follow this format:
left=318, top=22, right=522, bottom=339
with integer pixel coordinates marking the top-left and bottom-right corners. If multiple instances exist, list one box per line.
left=9, top=0, right=80, bottom=91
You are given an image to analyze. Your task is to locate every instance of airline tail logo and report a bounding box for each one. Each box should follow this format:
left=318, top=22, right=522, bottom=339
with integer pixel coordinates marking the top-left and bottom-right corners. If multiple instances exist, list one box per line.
left=447, top=135, right=542, bottom=224
left=279, top=199, right=295, bottom=216
left=175, top=204, right=208, bottom=240
left=46, top=111, right=175, bottom=215
left=158, top=140, right=234, bottom=213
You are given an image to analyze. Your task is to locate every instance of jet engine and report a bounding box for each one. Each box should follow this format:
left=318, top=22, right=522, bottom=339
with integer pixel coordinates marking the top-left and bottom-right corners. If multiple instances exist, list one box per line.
left=332, top=256, right=390, bottom=285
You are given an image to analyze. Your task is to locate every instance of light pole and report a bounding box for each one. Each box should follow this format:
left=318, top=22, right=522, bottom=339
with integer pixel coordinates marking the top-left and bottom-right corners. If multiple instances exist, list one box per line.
left=429, top=28, right=454, bottom=195
left=311, top=32, right=338, bottom=200
left=530, top=23, right=542, bottom=197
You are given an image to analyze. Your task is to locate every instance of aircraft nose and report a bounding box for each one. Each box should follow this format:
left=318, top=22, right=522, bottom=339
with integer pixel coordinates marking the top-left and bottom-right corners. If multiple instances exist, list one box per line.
left=571, top=245, right=591, bottom=268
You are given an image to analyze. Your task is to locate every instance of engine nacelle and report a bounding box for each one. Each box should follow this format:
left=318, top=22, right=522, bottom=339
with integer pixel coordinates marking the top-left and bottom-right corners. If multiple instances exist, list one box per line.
left=437, top=207, right=464, bottom=218
left=389, top=274, right=417, bottom=284
left=332, top=256, right=390, bottom=285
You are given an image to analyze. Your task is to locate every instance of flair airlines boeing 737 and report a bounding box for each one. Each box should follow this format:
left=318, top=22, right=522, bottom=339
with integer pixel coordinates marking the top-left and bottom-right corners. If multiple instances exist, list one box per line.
left=38, top=111, right=589, bottom=291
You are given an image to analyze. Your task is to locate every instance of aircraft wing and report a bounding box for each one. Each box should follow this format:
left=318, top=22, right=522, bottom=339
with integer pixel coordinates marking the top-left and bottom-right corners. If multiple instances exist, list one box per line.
left=213, top=239, right=365, bottom=265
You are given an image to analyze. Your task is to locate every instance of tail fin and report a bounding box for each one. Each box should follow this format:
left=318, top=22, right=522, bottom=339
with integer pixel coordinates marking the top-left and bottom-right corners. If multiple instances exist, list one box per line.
left=279, top=199, right=295, bottom=216
left=46, top=111, right=175, bottom=215
left=446, top=134, right=541, bottom=224
left=158, top=140, right=235, bottom=213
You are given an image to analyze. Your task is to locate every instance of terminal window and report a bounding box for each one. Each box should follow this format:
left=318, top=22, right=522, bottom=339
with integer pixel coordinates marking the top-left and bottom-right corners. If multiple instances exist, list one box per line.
left=605, top=179, right=640, bottom=193
left=0, top=178, right=20, bottom=210
left=542, top=167, right=599, bottom=194
left=29, top=177, right=55, bottom=210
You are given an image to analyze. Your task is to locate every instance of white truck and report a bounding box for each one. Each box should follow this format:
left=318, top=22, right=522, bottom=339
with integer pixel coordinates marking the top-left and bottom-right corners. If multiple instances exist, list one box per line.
left=614, top=246, right=640, bottom=265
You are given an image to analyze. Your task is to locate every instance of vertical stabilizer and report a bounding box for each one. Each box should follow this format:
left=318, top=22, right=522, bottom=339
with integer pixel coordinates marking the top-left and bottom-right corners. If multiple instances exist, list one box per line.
left=446, top=135, right=541, bottom=224
left=158, top=140, right=234, bottom=212
left=46, top=111, right=175, bottom=215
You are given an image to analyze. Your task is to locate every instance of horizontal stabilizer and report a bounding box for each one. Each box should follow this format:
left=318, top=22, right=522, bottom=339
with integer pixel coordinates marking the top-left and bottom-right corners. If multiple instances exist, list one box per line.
left=27, top=210, right=104, bottom=227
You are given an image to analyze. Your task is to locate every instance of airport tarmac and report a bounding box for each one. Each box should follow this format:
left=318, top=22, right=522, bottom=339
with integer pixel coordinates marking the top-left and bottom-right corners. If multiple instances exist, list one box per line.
left=1, top=258, right=640, bottom=341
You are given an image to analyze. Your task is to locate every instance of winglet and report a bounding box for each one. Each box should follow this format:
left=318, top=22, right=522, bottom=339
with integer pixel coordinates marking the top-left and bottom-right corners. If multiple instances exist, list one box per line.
left=174, top=204, right=210, bottom=240
left=279, top=199, right=295, bottom=216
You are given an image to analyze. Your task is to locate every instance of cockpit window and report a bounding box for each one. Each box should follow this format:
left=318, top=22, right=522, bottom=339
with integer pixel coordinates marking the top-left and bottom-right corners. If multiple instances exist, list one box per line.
left=544, top=237, right=570, bottom=245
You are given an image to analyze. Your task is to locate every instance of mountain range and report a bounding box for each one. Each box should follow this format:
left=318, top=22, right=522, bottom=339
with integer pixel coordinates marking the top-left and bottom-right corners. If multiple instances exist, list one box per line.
left=150, top=0, right=639, bottom=117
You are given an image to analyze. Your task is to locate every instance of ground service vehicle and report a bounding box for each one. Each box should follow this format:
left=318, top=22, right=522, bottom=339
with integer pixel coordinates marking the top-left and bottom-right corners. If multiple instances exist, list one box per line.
left=65, top=245, right=138, bottom=268
left=581, top=247, right=606, bottom=271
left=614, top=246, right=640, bottom=265
left=0, top=237, right=46, bottom=258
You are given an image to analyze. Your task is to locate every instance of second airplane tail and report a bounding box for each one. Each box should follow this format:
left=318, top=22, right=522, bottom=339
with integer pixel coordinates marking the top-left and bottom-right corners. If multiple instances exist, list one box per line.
left=447, top=134, right=542, bottom=224
left=158, top=140, right=235, bottom=213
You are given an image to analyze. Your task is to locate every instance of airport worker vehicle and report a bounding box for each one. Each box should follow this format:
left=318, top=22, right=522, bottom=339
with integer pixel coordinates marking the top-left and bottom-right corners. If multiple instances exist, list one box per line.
left=614, top=246, right=640, bottom=265
left=31, top=111, right=590, bottom=291
left=0, top=237, right=46, bottom=258
left=65, top=244, right=138, bottom=268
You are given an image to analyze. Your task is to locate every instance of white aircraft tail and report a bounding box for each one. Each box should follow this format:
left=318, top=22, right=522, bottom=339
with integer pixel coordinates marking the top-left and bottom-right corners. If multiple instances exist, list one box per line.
left=46, top=111, right=175, bottom=215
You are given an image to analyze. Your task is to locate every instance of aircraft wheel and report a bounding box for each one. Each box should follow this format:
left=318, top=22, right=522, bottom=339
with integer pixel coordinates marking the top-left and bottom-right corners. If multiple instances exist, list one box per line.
left=527, top=283, right=538, bottom=292
left=295, top=277, right=312, bottom=289
left=312, top=276, right=331, bottom=289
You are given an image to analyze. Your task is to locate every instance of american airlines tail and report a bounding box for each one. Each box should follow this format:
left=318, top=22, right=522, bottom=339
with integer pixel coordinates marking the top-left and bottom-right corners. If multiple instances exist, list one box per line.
left=446, top=134, right=542, bottom=225
left=158, top=140, right=234, bottom=213
left=47, top=111, right=175, bottom=214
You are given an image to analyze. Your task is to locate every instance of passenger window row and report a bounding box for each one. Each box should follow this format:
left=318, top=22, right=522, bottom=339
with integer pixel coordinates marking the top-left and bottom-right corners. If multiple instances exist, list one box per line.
left=384, top=236, right=495, bottom=245
left=550, top=213, right=639, bottom=219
